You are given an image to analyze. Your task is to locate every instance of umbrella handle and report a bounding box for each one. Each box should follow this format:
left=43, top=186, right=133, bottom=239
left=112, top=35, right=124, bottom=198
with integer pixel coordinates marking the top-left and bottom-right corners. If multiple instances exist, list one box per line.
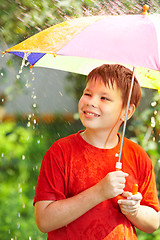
left=132, top=183, right=138, bottom=195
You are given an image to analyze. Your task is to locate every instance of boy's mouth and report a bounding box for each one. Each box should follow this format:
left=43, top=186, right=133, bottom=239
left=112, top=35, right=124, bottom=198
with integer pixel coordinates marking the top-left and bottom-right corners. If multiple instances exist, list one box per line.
left=83, top=111, right=100, bottom=117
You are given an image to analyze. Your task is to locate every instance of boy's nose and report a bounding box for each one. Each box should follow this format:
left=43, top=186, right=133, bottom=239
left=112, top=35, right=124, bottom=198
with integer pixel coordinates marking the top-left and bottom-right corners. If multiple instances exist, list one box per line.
left=87, top=97, right=98, bottom=108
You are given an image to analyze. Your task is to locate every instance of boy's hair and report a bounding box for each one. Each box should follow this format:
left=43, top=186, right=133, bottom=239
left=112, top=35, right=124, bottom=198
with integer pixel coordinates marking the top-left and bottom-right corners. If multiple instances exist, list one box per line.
left=87, top=64, right=141, bottom=108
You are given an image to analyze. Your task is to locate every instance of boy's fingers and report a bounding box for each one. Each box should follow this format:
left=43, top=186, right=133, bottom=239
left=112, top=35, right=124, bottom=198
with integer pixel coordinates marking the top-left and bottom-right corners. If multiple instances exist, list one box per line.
left=129, top=192, right=142, bottom=201
left=121, top=191, right=132, bottom=198
left=115, top=171, right=128, bottom=178
left=120, top=192, right=142, bottom=200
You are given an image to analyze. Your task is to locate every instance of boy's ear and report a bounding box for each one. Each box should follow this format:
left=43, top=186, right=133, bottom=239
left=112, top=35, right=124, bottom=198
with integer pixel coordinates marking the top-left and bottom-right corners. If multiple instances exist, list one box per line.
left=121, top=104, right=136, bottom=121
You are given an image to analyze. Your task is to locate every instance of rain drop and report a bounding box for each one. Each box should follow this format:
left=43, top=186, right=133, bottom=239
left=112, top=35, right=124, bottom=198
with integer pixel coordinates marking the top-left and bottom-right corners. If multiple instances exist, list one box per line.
left=25, top=81, right=31, bottom=88
left=151, top=117, right=155, bottom=128
left=1, top=72, right=4, bottom=76
left=28, top=114, right=32, bottom=120
left=22, top=155, right=25, bottom=160
left=27, top=122, right=31, bottom=127
left=18, top=188, right=22, bottom=193
left=151, top=101, right=156, bottom=107
left=154, top=110, right=158, bottom=115
left=59, top=91, right=63, bottom=96
left=32, top=103, right=37, bottom=108
left=17, top=223, right=20, bottom=229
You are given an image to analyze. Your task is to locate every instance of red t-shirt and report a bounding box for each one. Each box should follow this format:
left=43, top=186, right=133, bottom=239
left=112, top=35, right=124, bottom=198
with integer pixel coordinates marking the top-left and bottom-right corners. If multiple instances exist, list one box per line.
left=34, top=131, right=160, bottom=240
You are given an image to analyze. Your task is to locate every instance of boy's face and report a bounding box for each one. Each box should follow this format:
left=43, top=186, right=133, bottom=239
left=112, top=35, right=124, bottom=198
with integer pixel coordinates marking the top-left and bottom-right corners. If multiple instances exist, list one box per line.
left=78, top=76, right=125, bottom=132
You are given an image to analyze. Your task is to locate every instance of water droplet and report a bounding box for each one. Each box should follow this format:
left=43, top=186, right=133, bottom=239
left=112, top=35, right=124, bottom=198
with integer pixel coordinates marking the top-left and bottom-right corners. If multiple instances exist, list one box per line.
left=18, top=212, right=21, bottom=218
left=151, top=101, right=156, bottom=107
left=33, top=119, right=37, bottom=124
left=22, top=203, right=25, bottom=208
left=18, top=188, right=22, bottom=193
left=151, top=117, right=155, bottom=127
left=37, top=140, right=40, bottom=144
left=73, top=113, right=79, bottom=120
left=22, top=155, right=25, bottom=160
left=25, top=81, right=31, bottom=88
left=1, top=152, right=4, bottom=157
left=32, top=103, right=37, bottom=108
left=32, top=95, right=37, bottom=99
left=27, top=122, right=31, bottom=127
left=29, top=237, right=32, bottom=240
left=17, top=223, right=20, bottom=229
left=1, top=72, right=4, bottom=76
left=28, top=114, right=32, bottom=120
left=154, top=110, right=157, bottom=115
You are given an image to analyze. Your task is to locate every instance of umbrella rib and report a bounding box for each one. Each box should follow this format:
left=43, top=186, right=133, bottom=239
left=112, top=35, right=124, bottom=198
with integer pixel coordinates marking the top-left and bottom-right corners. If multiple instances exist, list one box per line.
left=118, top=67, right=135, bottom=163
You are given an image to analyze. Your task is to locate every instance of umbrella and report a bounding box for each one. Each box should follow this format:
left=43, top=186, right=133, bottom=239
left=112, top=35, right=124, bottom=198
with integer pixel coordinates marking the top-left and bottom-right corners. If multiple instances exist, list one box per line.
left=3, top=5, right=160, bottom=179
left=4, top=6, right=160, bottom=93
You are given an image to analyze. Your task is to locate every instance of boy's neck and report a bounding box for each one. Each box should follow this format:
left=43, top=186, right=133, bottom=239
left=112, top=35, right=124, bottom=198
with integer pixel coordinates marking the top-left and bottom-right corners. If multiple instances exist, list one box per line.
left=81, top=129, right=119, bottom=149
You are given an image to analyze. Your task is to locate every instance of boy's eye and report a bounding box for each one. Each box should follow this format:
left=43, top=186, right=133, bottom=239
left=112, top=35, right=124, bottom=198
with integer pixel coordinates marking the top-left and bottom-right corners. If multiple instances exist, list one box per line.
left=101, top=96, right=110, bottom=101
left=84, top=93, right=91, bottom=96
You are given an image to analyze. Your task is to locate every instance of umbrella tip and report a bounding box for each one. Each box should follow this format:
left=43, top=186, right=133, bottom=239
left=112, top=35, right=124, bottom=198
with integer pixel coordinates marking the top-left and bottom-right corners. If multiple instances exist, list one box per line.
left=142, top=5, right=149, bottom=15
left=30, top=64, right=35, bottom=69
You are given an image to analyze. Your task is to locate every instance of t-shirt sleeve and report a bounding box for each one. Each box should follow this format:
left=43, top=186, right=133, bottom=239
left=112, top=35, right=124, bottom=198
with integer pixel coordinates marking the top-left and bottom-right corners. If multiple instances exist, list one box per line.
left=33, top=143, right=67, bottom=205
left=139, top=156, right=160, bottom=212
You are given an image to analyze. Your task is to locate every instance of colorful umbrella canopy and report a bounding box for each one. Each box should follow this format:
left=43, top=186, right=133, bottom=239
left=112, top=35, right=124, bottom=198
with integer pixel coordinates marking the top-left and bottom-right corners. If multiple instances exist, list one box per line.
left=4, top=9, right=160, bottom=95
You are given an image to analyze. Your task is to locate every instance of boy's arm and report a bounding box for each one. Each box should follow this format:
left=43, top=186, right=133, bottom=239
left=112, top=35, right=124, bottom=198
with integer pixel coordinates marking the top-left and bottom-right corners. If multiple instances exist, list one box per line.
left=118, top=192, right=159, bottom=233
left=35, top=183, right=102, bottom=233
left=35, top=171, right=128, bottom=233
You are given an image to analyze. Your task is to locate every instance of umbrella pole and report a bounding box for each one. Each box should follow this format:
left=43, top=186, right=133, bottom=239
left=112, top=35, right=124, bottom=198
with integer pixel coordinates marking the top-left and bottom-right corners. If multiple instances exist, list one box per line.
left=116, top=67, right=136, bottom=169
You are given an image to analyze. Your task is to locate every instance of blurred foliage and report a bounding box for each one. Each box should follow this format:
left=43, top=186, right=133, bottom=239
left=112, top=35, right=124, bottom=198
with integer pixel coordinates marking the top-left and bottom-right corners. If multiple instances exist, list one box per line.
left=0, top=118, right=82, bottom=240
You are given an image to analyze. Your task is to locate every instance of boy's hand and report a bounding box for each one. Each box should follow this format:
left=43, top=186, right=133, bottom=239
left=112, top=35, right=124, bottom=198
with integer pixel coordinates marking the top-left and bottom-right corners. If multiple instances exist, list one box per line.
left=118, top=191, right=142, bottom=216
left=97, top=171, right=128, bottom=201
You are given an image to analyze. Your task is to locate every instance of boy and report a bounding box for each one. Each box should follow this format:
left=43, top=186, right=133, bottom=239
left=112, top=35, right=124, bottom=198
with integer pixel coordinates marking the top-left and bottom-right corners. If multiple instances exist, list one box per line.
left=34, top=64, right=159, bottom=240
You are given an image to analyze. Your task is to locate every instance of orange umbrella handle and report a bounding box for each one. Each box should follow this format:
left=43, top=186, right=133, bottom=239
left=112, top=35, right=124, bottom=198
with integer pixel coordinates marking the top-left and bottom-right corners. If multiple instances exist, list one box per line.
left=132, top=183, right=138, bottom=195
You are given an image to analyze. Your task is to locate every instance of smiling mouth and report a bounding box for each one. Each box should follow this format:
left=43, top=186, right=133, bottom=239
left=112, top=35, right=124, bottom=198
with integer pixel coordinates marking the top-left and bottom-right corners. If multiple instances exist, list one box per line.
left=84, top=111, right=100, bottom=117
